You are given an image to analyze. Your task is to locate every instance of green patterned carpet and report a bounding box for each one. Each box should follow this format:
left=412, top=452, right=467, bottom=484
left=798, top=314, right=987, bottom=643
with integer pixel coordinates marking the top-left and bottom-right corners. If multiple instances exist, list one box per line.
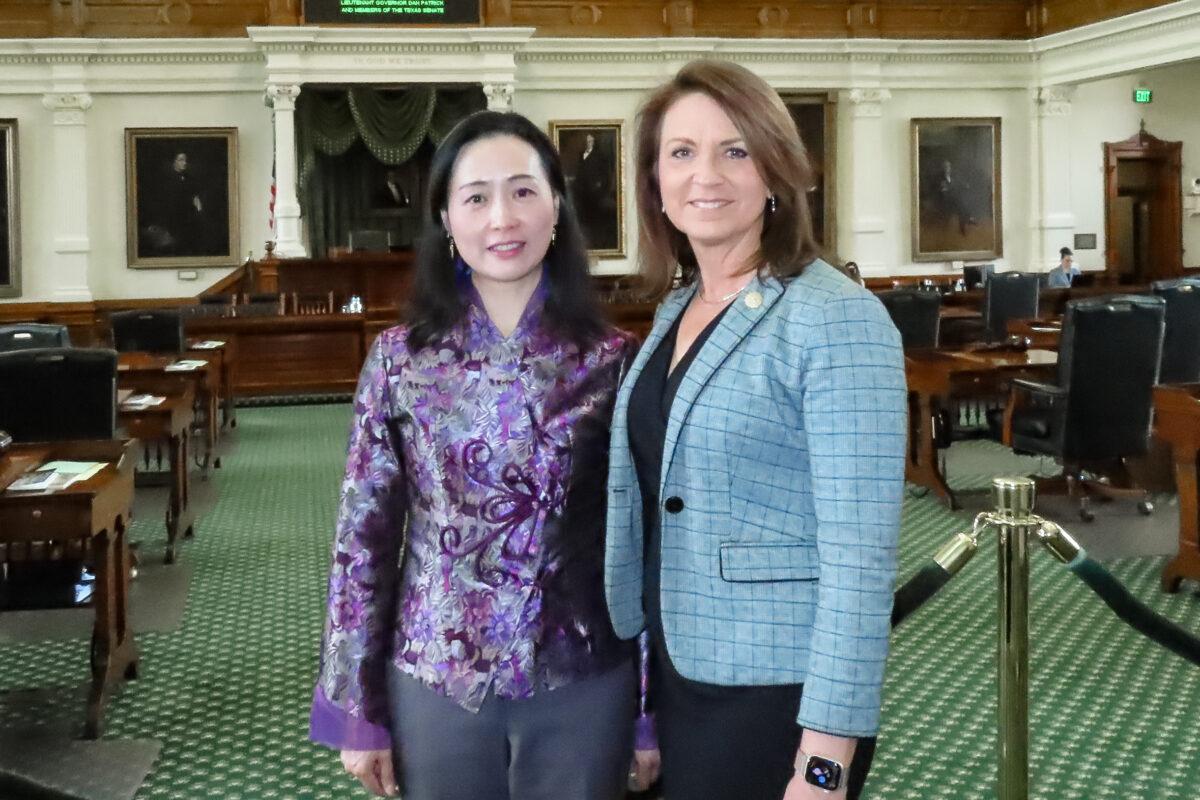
left=1, top=404, right=1198, bottom=799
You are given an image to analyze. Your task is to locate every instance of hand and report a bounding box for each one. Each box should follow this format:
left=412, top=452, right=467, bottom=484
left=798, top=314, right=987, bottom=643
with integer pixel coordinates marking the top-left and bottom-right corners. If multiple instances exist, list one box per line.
left=627, top=747, right=661, bottom=792
left=340, top=748, right=399, bottom=797
left=781, top=771, right=847, bottom=800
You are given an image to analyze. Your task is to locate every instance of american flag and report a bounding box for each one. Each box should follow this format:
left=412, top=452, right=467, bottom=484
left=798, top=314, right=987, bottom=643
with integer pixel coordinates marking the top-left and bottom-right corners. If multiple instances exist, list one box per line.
left=268, top=157, right=277, bottom=231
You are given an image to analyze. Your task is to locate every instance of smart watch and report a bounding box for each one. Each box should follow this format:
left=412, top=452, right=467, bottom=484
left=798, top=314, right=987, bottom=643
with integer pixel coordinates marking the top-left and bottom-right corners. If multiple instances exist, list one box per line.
left=800, top=753, right=844, bottom=792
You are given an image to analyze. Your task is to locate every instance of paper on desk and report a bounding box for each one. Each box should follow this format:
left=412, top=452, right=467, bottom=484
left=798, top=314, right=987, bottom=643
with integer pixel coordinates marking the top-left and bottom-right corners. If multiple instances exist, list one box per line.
left=42, top=461, right=107, bottom=486
left=5, top=461, right=107, bottom=492
left=122, top=393, right=165, bottom=408
left=164, top=359, right=208, bottom=372
left=6, top=468, right=59, bottom=492
left=190, top=340, right=225, bottom=350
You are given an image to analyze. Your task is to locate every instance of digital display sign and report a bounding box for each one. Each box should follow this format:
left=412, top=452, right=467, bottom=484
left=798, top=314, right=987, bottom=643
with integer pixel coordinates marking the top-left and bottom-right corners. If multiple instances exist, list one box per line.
left=304, top=0, right=480, bottom=24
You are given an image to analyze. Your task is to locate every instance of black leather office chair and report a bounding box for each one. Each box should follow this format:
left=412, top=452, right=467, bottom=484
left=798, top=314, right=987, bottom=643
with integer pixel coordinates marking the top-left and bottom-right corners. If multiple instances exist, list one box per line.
left=1151, top=277, right=1200, bottom=384
left=0, top=348, right=117, bottom=610
left=1005, top=295, right=1165, bottom=521
left=963, top=263, right=994, bottom=290
left=878, top=289, right=940, bottom=349
left=0, top=323, right=71, bottom=352
left=110, top=309, right=185, bottom=354
left=983, top=272, right=1040, bottom=342
left=0, top=348, right=118, bottom=442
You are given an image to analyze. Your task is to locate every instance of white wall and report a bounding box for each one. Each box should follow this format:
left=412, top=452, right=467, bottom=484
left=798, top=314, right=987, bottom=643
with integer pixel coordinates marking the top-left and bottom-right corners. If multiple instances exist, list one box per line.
left=0, top=88, right=272, bottom=303
left=1070, top=61, right=1200, bottom=270
left=0, top=95, right=55, bottom=300
left=86, top=91, right=274, bottom=299
left=513, top=87, right=647, bottom=276
left=849, top=87, right=1035, bottom=276
left=2, top=3, right=1199, bottom=303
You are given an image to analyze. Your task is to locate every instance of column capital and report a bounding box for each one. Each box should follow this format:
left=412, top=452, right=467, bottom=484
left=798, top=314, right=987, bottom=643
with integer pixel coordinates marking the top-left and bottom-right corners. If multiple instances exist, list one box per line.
left=42, top=91, right=92, bottom=126
left=846, top=88, right=891, bottom=118
left=1037, top=85, right=1074, bottom=117
left=483, top=82, right=514, bottom=112
left=267, top=82, right=302, bottom=112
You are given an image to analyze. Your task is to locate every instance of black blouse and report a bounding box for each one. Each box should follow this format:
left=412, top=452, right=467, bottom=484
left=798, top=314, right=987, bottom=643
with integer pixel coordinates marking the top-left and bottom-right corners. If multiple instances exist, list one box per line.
left=627, top=305, right=729, bottom=674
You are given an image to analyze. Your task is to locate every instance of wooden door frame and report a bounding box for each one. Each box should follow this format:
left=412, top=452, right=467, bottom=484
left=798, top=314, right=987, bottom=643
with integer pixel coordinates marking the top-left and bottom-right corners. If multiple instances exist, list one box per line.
left=1103, top=127, right=1183, bottom=281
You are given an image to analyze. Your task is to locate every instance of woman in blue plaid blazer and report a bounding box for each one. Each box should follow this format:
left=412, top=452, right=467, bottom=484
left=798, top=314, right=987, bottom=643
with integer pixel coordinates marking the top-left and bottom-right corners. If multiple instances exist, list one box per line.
left=604, top=61, right=907, bottom=800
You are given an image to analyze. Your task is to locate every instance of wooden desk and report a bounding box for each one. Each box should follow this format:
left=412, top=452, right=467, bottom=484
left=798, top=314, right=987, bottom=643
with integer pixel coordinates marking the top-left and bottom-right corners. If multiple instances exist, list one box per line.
left=906, top=348, right=1058, bottom=509
left=1006, top=317, right=1062, bottom=349
left=118, top=352, right=219, bottom=472
left=939, top=306, right=983, bottom=321
left=118, top=389, right=195, bottom=564
left=186, top=313, right=368, bottom=396
left=1155, top=384, right=1200, bottom=592
left=188, top=339, right=237, bottom=429
left=0, top=439, right=138, bottom=738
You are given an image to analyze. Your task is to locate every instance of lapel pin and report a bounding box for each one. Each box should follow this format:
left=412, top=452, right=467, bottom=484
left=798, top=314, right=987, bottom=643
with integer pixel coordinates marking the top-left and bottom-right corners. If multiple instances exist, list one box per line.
left=744, top=291, right=763, bottom=309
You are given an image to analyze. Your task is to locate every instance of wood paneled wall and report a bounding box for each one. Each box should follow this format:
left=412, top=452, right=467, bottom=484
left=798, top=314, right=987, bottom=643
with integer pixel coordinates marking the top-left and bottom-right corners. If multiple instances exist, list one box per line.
left=0, top=1, right=1177, bottom=40
left=1032, top=0, right=1174, bottom=36
left=498, top=2, right=1036, bottom=41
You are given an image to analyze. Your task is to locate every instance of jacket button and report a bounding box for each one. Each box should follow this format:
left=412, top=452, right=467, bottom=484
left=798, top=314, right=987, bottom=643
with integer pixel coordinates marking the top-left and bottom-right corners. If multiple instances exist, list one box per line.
left=664, top=496, right=684, bottom=514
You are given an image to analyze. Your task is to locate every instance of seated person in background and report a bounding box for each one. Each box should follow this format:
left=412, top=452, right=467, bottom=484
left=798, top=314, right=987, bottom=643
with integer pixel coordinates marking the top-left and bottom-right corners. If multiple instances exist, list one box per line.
left=842, top=260, right=866, bottom=286
left=1047, top=246, right=1081, bottom=288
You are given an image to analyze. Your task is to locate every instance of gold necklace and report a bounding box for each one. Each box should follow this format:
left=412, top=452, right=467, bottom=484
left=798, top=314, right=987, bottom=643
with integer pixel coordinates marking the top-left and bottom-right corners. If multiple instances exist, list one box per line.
left=698, top=281, right=751, bottom=304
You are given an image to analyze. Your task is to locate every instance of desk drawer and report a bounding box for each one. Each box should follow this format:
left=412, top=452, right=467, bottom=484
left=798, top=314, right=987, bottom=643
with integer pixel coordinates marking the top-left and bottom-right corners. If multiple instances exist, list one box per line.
left=0, top=501, right=91, bottom=543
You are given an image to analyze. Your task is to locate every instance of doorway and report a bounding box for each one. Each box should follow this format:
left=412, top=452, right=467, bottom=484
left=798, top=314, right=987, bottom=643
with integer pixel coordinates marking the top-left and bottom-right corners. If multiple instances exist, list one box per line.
left=1103, top=126, right=1183, bottom=283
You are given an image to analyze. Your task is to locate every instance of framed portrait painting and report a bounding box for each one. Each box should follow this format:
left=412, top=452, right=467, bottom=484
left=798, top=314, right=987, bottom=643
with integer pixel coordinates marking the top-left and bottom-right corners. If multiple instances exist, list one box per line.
left=0, top=119, right=18, bottom=298
left=911, top=118, right=1002, bottom=262
left=549, top=120, right=624, bottom=259
left=125, top=127, right=239, bottom=268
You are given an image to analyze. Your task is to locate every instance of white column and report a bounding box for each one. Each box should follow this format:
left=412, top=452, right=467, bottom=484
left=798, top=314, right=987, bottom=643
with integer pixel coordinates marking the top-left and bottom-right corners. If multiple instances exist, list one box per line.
left=41, top=90, right=94, bottom=301
left=267, top=82, right=306, bottom=258
left=483, top=82, right=514, bottom=112
left=1031, top=86, right=1075, bottom=270
left=841, top=88, right=891, bottom=275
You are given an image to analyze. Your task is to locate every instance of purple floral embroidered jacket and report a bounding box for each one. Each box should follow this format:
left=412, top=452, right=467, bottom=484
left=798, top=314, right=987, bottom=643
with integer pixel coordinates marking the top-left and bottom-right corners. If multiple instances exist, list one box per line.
left=310, top=284, right=640, bottom=751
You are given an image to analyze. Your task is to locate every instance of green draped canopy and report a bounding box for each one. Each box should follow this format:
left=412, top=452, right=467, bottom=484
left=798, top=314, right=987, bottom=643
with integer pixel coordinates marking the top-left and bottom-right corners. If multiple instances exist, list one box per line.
left=294, top=85, right=485, bottom=256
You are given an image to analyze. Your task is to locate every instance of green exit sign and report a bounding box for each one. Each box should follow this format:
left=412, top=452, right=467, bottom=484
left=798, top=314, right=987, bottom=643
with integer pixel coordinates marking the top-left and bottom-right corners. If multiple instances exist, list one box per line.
left=1133, top=88, right=1153, bottom=103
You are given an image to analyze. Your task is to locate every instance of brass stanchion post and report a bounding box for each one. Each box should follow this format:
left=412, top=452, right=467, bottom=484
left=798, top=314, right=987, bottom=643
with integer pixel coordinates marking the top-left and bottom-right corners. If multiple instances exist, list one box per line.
left=992, top=476, right=1036, bottom=800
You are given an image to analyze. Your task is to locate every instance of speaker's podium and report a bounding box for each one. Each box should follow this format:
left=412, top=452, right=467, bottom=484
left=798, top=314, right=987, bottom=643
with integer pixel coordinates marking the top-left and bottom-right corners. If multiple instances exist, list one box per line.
left=185, top=249, right=415, bottom=397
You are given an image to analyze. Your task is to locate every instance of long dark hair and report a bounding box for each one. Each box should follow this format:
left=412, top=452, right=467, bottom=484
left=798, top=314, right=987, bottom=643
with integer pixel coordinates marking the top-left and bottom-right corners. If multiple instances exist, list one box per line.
left=406, top=111, right=607, bottom=350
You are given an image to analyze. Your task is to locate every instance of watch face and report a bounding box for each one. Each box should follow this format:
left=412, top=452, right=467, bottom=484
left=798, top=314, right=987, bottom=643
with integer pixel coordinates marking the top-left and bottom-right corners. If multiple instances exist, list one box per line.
left=804, top=755, right=843, bottom=791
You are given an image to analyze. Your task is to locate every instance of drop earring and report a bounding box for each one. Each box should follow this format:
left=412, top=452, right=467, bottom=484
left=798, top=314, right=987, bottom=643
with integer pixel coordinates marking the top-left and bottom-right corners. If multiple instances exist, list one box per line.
left=550, top=226, right=557, bottom=246
left=447, top=233, right=456, bottom=259
left=768, top=195, right=777, bottom=214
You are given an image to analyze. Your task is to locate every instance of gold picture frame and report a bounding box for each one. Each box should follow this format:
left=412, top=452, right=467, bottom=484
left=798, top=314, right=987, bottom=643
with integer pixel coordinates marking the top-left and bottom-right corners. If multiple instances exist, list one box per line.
left=0, top=119, right=18, bottom=298
left=911, top=117, right=1002, bottom=262
left=125, top=127, right=239, bottom=269
left=549, top=119, right=625, bottom=259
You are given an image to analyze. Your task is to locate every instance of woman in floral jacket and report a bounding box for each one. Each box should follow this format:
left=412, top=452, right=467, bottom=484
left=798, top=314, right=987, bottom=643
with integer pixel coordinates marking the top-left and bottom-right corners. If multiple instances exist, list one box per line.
left=310, top=111, right=658, bottom=799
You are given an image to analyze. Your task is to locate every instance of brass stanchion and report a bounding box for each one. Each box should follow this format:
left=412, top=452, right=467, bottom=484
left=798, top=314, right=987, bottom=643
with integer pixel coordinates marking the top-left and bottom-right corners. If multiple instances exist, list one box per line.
left=992, top=477, right=1037, bottom=800
left=896, top=479, right=1199, bottom=798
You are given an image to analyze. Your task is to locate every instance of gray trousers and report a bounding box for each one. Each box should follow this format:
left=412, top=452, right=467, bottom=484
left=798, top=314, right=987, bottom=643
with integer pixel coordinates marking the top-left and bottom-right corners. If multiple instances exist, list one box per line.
left=386, top=661, right=636, bottom=800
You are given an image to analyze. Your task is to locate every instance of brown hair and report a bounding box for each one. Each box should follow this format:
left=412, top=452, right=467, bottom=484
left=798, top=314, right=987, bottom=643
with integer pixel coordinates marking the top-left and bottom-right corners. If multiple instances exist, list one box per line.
left=633, top=59, right=821, bottom=300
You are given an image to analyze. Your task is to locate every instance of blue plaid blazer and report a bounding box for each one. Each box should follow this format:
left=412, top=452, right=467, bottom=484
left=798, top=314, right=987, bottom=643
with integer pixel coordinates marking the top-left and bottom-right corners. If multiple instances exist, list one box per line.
left=604, top=260, right=907, bottom=737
